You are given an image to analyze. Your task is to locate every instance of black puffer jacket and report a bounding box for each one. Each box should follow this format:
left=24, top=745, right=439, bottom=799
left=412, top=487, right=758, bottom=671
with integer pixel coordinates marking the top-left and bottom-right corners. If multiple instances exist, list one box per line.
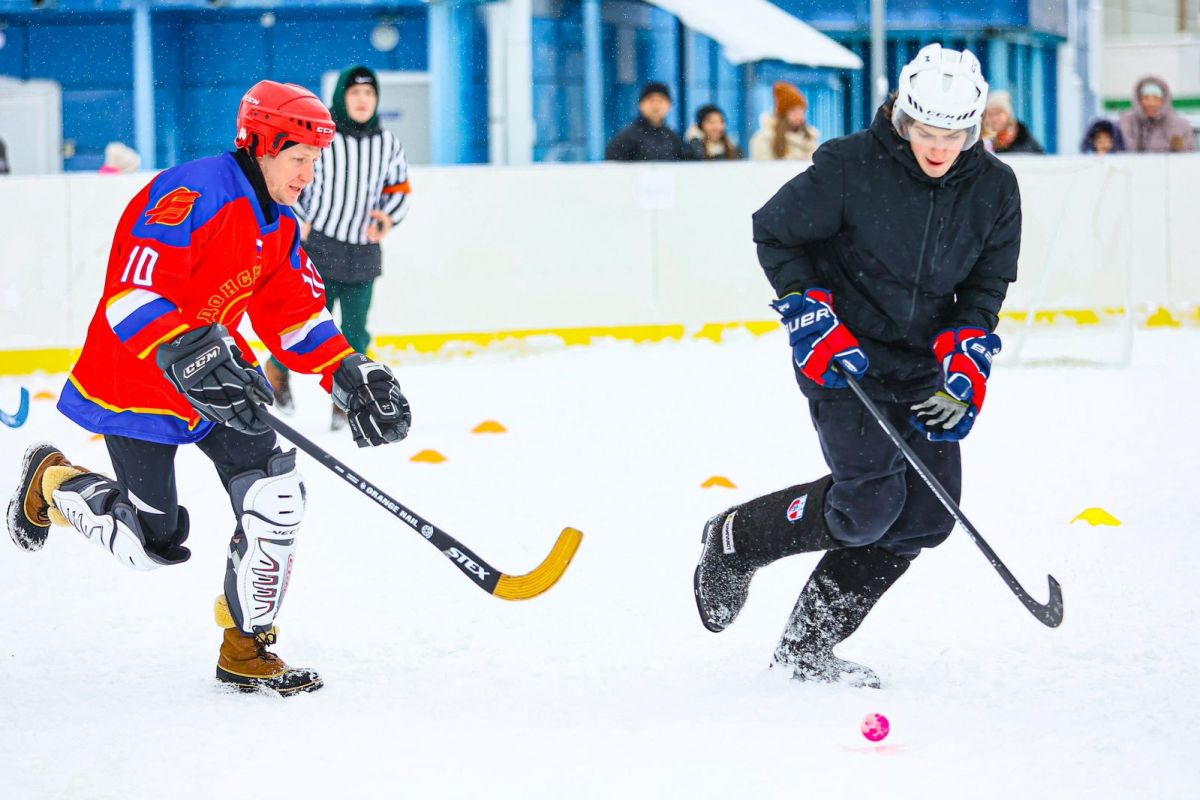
left=605, top=117, right=690, bottom=162
left=753, top=104, right=1021, bottom=403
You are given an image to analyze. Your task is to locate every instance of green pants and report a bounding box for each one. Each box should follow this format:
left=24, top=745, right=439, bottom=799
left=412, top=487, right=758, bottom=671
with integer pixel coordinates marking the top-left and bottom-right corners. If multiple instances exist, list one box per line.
left=270, top=278, right=375, bottom=374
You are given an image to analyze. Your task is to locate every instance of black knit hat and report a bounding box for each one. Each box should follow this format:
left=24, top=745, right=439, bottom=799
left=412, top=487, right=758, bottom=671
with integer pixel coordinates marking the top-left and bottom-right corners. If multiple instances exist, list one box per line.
left=345, top=65, right=379, bottom=92
left=331, top=65, right=380, bottom=135
left=640, top=81, right=671, bottom=102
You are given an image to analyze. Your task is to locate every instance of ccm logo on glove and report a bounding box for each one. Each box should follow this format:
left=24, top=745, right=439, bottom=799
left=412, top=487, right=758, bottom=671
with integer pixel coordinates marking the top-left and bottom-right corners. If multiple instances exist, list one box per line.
left=183, top=346, right=222, bottom=379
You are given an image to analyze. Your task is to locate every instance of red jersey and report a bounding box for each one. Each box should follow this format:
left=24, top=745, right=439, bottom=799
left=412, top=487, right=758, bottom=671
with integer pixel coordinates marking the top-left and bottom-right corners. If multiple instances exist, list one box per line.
left=59, top=152, right=354, bottom=444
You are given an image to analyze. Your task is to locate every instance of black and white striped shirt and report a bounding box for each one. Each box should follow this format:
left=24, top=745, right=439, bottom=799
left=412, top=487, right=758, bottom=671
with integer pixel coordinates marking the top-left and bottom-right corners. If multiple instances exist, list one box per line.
left=297, top=128, right=411, bottom=245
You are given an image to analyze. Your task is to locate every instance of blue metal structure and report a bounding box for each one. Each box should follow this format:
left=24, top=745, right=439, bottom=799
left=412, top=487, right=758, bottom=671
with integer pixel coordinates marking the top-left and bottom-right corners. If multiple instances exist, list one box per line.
left=0, top=0, right=1072, bottom=169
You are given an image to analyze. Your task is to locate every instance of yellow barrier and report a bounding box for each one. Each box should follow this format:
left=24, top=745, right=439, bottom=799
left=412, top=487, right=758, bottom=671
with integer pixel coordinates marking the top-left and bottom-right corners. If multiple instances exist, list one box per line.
left=0, top=309, right=1194, bottom=377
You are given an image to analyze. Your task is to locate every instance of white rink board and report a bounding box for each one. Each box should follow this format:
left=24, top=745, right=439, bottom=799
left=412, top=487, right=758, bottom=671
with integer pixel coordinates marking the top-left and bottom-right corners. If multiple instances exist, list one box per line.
left=1, top=154, right=1197, bottom=351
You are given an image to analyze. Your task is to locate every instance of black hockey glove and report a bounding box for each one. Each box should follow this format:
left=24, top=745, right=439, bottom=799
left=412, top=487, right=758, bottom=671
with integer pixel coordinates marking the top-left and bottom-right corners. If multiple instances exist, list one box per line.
left=331, top=354, right=411, bottom=447
left=156, top=324, right=273, bottom=436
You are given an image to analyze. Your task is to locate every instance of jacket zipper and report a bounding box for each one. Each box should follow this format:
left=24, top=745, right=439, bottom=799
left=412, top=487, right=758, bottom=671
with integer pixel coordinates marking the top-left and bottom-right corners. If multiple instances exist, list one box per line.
left=908, top=187, right=937, bottom=326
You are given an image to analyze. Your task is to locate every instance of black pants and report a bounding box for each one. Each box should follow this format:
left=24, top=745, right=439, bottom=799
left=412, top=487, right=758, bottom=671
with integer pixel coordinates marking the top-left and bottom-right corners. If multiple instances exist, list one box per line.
left=809, top=397, right=960, bottom=559
left=104, top=426, right=280, bottom=549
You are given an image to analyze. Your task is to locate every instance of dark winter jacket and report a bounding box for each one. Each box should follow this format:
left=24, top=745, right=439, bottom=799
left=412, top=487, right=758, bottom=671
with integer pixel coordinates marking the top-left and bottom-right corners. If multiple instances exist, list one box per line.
left=605, top=117, right=690, bottom=162
left=0, top=138, right=9, bottom=174
left=992, top=122, right=1044, bottom=154
left=753, top=104, right=1022, bottom=403
left=1082, top=119, right=1125, bottom=153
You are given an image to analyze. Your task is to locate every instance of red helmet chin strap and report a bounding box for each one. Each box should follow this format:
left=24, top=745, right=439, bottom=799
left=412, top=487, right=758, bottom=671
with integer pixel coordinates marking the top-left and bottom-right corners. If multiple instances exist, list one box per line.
left=235, top=80, right=336, bottom=157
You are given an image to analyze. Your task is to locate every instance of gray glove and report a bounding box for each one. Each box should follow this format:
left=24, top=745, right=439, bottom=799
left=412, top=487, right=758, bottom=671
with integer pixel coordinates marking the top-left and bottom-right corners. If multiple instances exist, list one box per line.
left=910, top=391, right=970, bottom=432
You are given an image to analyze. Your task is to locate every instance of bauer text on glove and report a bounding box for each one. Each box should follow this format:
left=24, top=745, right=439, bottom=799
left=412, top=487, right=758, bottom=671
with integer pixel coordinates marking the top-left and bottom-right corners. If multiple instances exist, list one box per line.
left=771, top=288, right=868, bottom=389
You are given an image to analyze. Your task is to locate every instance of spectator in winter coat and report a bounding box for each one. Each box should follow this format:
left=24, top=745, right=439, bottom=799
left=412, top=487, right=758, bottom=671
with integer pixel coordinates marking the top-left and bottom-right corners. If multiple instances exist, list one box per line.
left=267, top=65, right=412, bottom=428
left=749, top=82, right=819, bottom=161
left=605, top=82, right=690, bottom=162
left=983, top=91, right=1043, bottom=154
left=0, top=137, right=9, bottom=174
left=1119, top=76, right=1195, bottom=153
left=1081, top=119, right=1124, bottom=155
left=684, top=105, right=742, bottom=160
left=98, top=142, right=141, bottom=174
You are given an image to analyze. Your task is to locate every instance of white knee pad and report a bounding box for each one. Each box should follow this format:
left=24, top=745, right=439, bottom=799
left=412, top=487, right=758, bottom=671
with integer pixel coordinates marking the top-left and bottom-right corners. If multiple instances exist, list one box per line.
left=51, top=474, right=169, bottom=571
left=224, top=450, right=305, bottom=635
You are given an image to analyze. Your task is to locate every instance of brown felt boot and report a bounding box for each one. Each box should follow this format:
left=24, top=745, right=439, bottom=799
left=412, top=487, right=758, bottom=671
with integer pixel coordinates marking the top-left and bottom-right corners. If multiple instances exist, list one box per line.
left=6, top=442, right=89, bottom=552
left=214, top=597, right=322, bottom=697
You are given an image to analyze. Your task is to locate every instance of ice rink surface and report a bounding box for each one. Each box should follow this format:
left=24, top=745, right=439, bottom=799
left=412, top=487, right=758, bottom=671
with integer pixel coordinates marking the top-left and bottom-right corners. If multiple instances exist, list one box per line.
left=1, top=328, right=1197, bottom=799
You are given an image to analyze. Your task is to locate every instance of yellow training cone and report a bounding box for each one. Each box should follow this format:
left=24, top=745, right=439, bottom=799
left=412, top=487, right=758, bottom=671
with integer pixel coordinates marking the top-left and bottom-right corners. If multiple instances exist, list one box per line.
left=1071, top=508, right=1121, bottom=526
left=472, top=420, right=508, bottom=434
left=1146, top=307, right=1180, bottom=328
left=88, top=434, right=104, bottom=442
left=410, top=449, right=447, bottom=464
left=701, top=476, right=737, bottom=489
left=33, top=391, right=57, bottom=401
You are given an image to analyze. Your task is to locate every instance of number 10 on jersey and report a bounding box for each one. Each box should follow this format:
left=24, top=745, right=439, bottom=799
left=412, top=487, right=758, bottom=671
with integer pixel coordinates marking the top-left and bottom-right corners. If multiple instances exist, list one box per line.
left=120, top=245, right=159, bottom=287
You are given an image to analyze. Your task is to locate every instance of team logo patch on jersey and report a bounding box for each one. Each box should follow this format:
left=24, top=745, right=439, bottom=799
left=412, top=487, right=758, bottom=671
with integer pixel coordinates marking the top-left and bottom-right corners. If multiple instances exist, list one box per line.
left=145, top=187, right=202, bottom=226
left=787, top=495, right=809, bottom=523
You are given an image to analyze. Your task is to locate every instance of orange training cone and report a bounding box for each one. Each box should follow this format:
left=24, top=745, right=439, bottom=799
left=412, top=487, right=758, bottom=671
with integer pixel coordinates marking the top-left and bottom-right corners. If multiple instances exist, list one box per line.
left=701, top=476, right=737, bottom=489
left=472, top=420, right=508, bottom=434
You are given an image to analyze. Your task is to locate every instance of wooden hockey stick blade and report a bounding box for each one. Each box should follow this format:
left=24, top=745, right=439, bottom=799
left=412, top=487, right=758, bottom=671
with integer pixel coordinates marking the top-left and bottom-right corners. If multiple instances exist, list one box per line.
left=493, top=527, right=584, bottom=600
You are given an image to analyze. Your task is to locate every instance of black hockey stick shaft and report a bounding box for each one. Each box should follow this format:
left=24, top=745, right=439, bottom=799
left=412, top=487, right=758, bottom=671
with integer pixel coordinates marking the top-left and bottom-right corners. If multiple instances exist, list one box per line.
left=843, top=375, right=1063, bottom=627
left=256, top=409, right=581, bottom=600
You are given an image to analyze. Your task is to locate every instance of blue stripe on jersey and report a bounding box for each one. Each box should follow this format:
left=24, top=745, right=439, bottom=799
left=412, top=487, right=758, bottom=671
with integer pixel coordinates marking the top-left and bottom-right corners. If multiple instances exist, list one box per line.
left=56, top=381, right=216, bottom=446
left=112, top=297, right=177, bottom=342
left=287, top=320, right=340, bottom=355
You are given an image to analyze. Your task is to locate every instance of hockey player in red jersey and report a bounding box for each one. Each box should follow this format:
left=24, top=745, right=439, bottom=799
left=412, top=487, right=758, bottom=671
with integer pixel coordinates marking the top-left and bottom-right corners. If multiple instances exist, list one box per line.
left=6, top=80, right=411, bottom=697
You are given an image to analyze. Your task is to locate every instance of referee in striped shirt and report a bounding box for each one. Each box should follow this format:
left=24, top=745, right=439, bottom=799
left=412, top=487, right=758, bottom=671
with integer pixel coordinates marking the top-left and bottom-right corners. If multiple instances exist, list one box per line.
left=267, top=65, right=412, bottom=428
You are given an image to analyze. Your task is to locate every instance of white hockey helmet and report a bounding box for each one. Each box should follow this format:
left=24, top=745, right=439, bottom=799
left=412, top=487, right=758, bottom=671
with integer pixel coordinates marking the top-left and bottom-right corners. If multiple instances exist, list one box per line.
left=892, top=44, right=989, bottom=148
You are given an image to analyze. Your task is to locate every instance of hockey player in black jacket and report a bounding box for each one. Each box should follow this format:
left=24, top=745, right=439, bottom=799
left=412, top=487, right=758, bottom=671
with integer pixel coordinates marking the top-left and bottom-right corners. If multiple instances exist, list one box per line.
left=694, top=44, right=1021, bottom=688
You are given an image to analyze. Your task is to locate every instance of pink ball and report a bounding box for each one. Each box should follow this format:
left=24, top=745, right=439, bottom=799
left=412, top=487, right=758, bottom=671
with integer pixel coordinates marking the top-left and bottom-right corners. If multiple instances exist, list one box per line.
left=861, top=712, right=890, bottom=742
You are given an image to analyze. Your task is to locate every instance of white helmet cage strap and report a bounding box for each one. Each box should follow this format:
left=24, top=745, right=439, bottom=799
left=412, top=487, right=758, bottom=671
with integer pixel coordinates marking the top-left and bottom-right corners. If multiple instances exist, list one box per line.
left=892, top=44, right=989, bottom=149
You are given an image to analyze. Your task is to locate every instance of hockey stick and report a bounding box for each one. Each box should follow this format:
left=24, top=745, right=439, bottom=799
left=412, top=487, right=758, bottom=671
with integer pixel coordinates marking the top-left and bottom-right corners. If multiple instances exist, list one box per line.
left=256, top=408, right=582, bottom=600
left=0, top=388, right=30, bottom=429
left=843, top=374, right=1063, bottom=628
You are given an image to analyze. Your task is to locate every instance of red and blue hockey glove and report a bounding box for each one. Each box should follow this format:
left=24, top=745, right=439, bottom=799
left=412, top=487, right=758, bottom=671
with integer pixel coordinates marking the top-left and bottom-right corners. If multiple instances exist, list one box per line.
left=910, top=327, right=1002, bottom=442
left=771, top=289, right=869, bottom=389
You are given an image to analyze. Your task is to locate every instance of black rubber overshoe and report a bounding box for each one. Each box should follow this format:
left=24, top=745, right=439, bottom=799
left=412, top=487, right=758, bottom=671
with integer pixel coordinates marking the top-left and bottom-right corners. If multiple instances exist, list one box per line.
left=694, top=511, right=764, bottom=633
left=771, top=639, right=881, bottom=689
left=216, top=664, right=324, bottom=697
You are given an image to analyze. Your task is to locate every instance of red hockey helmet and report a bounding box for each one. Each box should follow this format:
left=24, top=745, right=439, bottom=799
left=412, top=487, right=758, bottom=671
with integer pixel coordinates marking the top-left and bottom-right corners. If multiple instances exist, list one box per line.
left=235, top=80, right=336, bottom=157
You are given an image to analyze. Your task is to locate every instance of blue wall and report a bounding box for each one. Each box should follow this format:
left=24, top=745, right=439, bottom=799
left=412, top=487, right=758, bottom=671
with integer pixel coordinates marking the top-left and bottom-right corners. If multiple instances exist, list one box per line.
left=528, top=1, right=1064, bottom=159
left=531, top=0, right=680, bottom=162
left=0, top=5, right=437, bottom=170
left=0, top=0, right=1069, bottom=168
left=0, top=12, right=137, bottom=170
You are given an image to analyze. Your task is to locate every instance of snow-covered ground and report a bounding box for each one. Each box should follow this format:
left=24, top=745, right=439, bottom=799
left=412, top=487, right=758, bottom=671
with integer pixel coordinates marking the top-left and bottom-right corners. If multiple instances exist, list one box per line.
left=1, top=328, right=1196, bottom=799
